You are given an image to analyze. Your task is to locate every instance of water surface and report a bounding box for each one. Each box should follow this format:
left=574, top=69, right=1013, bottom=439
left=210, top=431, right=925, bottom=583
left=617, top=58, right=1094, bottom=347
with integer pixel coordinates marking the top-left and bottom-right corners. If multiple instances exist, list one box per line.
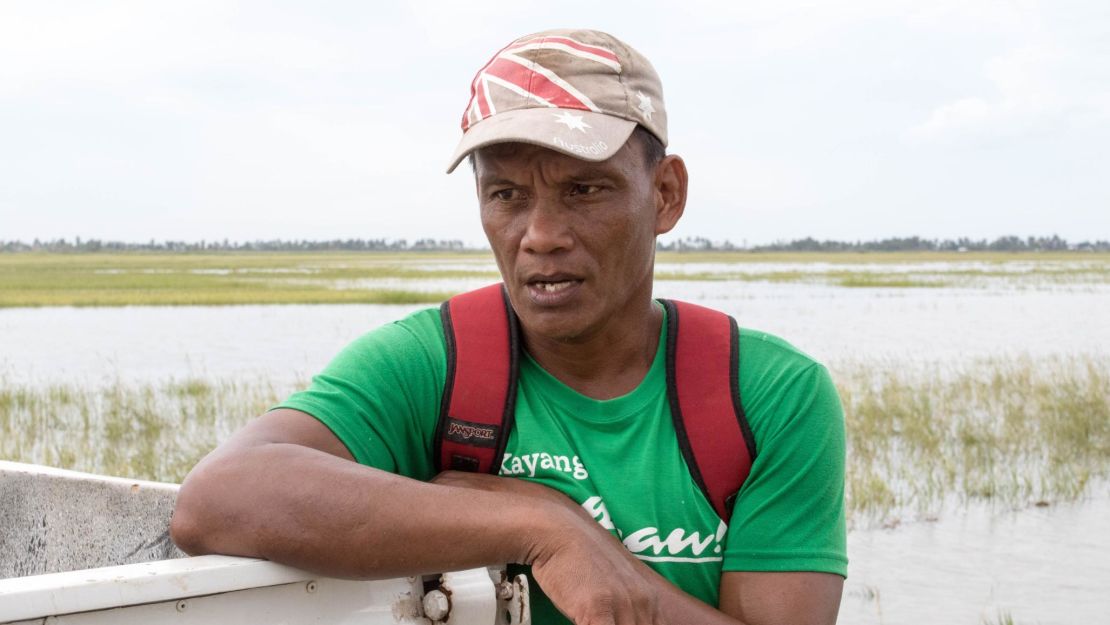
left=841, top=494, right=1110, bottom=624
left=2, top=261, right=1107, bottom=623
left=2, top=282, right=1106, bottom=386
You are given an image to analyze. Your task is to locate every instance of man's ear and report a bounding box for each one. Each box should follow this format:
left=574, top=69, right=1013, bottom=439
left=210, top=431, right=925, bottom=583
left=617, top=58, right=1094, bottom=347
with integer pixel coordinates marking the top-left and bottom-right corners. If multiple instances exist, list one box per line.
left=653, top=154, right=688, bottom=235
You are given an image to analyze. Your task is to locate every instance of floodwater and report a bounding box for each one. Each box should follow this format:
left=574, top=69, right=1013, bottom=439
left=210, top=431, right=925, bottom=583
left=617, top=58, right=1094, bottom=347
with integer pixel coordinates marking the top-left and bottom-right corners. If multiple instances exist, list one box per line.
left=2, top=262, right=1108, bottom=623
left=842, top=494, right=1110, bottom=624
left=2, top=282, right=1108, bottom=387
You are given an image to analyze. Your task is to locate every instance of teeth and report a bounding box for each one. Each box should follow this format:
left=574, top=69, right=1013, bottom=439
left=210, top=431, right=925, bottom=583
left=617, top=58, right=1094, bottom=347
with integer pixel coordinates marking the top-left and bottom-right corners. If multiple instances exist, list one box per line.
left=538, top=280, right=574, bottom=292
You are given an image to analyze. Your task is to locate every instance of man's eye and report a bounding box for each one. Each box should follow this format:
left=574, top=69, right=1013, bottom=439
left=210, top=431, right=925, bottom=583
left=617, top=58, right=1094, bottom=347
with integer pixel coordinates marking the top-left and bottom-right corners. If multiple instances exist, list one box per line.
left=570, top=184, right=602, bottom=195
left=492, top=189, right=519, bottom=201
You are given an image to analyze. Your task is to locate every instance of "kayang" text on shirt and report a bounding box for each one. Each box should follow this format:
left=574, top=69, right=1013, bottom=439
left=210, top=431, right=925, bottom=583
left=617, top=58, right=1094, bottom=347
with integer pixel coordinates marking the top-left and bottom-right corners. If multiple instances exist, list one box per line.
left=500, top=451, right=589, bottom=480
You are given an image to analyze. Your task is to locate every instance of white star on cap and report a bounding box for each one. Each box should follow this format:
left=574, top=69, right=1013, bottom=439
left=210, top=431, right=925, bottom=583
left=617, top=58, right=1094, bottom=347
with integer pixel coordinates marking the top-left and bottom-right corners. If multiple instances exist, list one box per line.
left=553, top=111, right=591, bottom=133
left=636, top=91, right=655, bottom=121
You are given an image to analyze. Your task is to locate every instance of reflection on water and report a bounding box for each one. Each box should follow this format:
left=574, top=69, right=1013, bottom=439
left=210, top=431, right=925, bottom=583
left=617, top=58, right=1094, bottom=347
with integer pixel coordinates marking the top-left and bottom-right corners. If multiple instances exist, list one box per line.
left=2, top=283, right=1107, bottom=386
left=0, top=304, right=426, bottom=387
left=841, top=493, right=1110, bottom=624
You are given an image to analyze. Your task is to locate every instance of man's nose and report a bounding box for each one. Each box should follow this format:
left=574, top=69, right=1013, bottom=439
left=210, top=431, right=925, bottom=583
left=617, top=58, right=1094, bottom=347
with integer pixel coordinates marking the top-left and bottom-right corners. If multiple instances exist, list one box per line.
left=520, top=198, right=573, bottom=254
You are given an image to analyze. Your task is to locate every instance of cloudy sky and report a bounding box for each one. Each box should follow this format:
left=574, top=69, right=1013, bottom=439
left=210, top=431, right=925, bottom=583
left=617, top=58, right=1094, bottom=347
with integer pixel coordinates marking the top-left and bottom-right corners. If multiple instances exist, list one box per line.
left=2, top=0, right=1108, bottom=246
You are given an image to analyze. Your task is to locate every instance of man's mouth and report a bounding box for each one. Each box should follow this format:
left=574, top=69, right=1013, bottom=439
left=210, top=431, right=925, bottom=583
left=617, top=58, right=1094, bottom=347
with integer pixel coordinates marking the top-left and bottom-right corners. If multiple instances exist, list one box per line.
left=524, top=275, right=584, bottom=305
left=533, top=280, right=578, bottom=293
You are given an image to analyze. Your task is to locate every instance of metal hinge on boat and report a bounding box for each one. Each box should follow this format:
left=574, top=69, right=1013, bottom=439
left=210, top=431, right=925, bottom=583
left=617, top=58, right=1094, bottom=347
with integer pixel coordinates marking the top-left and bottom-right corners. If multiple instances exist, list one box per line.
left=419, top=568, right=530, bottom=625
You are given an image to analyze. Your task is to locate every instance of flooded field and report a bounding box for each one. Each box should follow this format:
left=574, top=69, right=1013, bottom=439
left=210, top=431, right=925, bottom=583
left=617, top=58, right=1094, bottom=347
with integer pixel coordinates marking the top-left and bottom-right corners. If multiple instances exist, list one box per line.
left=2, top=252, right=1108, bottom=624
left=845, top=494, right=1110, bottom=624
left=3, top=250, right=1108, bottom=306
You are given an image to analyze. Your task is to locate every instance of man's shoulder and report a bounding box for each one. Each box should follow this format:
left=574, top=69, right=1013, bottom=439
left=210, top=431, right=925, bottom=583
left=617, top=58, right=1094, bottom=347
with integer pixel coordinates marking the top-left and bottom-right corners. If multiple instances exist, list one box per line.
left=737, top=327, right=823, bottom=373
left=734, top=327, right=834, bottom=415
left=392, top=306, right=445, bottom=340
left=356, top=306, right=445, bottom=348
left=323, top=306, right=447, bottom=376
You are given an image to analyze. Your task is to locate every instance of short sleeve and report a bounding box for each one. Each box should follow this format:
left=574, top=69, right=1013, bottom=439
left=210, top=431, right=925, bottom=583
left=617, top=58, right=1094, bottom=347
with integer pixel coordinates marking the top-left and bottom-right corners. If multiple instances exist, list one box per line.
left=272, top=307, right=447, bottom=482
left=722, top=351, right=848, bottom=577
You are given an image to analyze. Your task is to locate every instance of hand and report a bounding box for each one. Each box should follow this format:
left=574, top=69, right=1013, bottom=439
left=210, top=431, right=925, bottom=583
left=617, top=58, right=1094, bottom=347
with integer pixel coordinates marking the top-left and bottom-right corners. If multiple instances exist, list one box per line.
left=530, top=511, right=664, bottom=625
left=431, top=471, right=664, bottom=624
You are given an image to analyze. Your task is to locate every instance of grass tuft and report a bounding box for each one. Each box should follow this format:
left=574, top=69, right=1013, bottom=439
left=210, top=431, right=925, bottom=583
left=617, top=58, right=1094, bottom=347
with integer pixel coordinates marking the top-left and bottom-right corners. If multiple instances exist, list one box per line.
left=838, top=355, right=1110, bottom=523
left=2, top=356, right=1106, bottom=518
left=981, top=609, right=1018, bottom=625
left=0, top=377, right=292, bottom=483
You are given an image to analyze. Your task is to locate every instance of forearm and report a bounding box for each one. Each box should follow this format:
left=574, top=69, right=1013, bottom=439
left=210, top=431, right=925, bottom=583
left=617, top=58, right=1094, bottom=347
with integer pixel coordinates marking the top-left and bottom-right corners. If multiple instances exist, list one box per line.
left=172, top=442, right=566, bottom=579
left=588, top=519, right=842, bottom=625
left=644, top=568, right=746, bottom=625
left=433, top=472, right=842, bottom=624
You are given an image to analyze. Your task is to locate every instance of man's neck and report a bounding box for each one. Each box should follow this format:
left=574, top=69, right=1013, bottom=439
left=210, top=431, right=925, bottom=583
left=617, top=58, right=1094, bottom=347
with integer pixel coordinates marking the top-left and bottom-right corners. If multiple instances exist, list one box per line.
left=521, top=296, right=663, bottom=401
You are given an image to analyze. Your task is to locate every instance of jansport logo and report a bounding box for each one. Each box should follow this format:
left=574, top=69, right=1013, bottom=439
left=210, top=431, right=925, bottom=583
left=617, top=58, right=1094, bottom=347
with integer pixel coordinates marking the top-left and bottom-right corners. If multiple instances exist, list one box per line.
left=444, top=418, right=498, bottom=448
left=582, top=496, right=728, bottom=564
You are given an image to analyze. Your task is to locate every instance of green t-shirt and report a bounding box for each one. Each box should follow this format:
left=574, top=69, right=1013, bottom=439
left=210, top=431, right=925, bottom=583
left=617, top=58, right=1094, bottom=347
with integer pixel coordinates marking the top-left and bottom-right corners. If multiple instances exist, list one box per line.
left=276, top=304, right=847, bottom=623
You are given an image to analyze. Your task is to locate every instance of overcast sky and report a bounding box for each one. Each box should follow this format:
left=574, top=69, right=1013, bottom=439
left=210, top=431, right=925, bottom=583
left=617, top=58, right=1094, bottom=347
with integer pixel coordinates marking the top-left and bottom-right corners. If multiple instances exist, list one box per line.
left=2, top=0, right=1108, bottom=246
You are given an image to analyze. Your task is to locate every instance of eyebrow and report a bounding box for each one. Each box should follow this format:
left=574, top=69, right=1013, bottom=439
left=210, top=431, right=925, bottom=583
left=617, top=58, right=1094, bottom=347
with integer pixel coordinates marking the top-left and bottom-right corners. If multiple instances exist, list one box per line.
left=567, top=167, right=619, bottom=182
left=478, top=167, right=619, bottom=186
left=477, top=175, right=518, bottom=187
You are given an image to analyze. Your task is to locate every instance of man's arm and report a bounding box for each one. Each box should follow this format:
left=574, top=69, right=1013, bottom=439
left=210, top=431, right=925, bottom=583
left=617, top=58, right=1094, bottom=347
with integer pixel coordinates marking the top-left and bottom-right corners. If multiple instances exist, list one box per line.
left=171, top=409, right=666, bottom=623
left=636, top=567, right=842, bottom=624
left=718, top=572, right=842, bottom=624
left=172, top=409, right=532, bottom=576
left=433, top=470, right=844, bottom=624
left=636, top=565, right=841, bottom=624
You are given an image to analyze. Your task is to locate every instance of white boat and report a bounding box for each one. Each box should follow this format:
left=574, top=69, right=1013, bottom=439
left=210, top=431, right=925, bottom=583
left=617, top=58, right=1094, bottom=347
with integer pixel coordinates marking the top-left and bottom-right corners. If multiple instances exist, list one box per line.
left=0, top=461, right=530, bottom=624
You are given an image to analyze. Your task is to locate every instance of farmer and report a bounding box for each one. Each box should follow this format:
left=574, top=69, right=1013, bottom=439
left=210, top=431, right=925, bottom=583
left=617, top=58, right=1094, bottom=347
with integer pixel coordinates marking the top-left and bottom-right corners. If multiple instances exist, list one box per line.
left=172, top=29, right=847, bottom=624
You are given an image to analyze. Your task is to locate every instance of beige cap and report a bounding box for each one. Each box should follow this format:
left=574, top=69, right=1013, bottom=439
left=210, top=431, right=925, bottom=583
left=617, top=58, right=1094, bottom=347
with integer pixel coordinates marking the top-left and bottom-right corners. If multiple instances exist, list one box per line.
left=446, top=29, right=668, bottom=173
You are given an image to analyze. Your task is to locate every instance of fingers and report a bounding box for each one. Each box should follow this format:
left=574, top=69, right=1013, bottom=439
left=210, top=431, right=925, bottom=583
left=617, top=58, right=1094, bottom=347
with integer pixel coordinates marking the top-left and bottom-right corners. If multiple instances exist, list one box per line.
left=566, top=591, right=662, bottom=624
left=571, top=582, right=660, bottom=625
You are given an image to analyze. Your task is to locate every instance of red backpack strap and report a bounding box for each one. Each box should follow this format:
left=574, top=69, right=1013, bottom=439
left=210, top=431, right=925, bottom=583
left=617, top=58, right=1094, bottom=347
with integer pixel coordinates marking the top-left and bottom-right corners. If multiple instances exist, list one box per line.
left=660, top=300, right=757, bottom=522
left=435, top=283, right=520, bottom=473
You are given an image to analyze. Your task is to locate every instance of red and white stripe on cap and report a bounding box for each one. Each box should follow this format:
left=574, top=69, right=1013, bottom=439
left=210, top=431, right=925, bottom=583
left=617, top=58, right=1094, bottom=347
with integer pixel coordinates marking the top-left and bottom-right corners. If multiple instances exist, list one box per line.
left=461, top=35, right=623, bottom=131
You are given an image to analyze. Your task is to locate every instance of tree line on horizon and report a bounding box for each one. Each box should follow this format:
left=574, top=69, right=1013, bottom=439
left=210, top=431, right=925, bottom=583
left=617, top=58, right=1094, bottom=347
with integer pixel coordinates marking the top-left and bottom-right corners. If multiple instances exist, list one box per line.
left=2, top=234, right=1108, bottom=253
left=658, top=234, right=1110, bottom=252
left=0, top=237, right=467, bottom=253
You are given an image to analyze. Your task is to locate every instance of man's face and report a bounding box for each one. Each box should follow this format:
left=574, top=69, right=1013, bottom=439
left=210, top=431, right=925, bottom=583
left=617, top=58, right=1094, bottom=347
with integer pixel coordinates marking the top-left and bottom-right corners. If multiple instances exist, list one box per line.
left=474, top=137, right=680, bottom=343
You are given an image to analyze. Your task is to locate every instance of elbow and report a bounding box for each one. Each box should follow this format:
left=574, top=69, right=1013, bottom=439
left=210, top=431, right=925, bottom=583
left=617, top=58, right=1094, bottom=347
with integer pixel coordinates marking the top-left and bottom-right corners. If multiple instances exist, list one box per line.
left=169, top=446, right=272, bottom=558
left=169, top=504, right=204, bottom=555
left=171, top=456, right=236, bottom=556
left=170, top=478, right=212, bottom=555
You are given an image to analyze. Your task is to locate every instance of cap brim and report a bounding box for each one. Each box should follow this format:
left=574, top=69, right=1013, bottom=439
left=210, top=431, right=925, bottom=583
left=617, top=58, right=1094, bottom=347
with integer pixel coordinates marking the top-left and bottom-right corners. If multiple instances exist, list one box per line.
left=446, top=108, right=637, bottom=174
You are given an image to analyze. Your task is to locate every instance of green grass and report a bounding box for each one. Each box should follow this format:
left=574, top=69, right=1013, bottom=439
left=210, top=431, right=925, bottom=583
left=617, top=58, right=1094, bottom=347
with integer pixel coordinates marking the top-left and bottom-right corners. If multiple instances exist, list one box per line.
left=656, top=252, right=1110, bottom=287
left=0, top=377, right=292, bottom=483
left=839, top=355, right=1110, bottom=524
left=2, top=251, right=1108, bottom=306
left=835, top=276, right=948, bottom=288
left=655, top=250, right=1110, bottom=264
left=3, top=357, right=1107, bottom=520
left=981, top=610, right=1019, bottom=625
left=0, top=252, right=489, bottom=307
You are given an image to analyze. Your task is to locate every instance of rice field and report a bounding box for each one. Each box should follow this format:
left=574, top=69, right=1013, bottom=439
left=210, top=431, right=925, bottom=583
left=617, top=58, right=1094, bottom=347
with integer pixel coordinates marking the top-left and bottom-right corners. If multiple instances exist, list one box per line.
left=2, top=250, right=1108, bottom=307
left=0, top=252, right=470, bottom=307
left=3, top=251, right=1107, bottom=520
left=3, top=356, right=1106, bottom=524
left=837, top=355, right=1110, bottom=523
left=3, top=250, right=1107, bottom=623
left=0, top=376, right=285, bottom=484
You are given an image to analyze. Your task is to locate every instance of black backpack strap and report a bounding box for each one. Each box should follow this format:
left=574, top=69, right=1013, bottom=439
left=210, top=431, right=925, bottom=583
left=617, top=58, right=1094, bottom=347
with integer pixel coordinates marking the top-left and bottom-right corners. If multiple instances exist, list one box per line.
left=661, top=299, right=757, bottom=522
left=434, top=283, right=520, bottom=473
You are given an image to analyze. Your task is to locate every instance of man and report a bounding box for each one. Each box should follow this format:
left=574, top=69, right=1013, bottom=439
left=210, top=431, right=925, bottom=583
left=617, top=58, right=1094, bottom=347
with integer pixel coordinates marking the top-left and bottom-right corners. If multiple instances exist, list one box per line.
left=172, top=29, right=847, bottom=624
